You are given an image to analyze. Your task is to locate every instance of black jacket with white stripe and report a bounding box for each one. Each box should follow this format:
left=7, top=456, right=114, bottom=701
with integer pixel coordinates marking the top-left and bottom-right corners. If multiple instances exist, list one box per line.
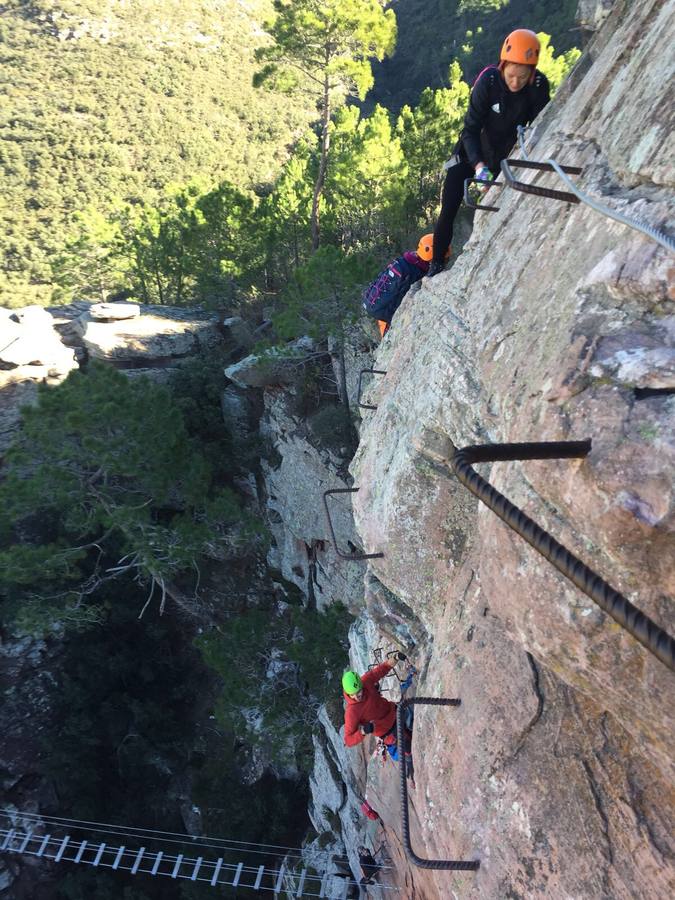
left=457, top=65, right=550, bottom=174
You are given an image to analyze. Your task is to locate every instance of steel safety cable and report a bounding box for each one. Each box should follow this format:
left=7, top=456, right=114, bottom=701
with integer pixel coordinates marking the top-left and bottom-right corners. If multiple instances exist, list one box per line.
left=516, top=126, right=675, bottom=253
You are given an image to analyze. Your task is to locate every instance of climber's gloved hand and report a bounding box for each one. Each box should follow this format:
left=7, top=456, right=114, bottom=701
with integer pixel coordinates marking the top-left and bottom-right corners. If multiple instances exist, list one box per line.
left=474, top=165, right=493, bottom=195
left=361, top=722, right=374, bottom=735
left=427, top=260, right=444, bottom=278
left=475, top=165, right=493, bottom=183
left=396, top=652, right=407, bottom=661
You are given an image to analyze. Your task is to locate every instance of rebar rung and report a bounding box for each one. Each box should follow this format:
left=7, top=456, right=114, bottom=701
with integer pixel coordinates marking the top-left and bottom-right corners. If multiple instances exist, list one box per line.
left=357, top=368, right=387, bottom=411
left=463, top=177, right=501, bottom=212
left=397, top=697, right=480, bottom=870
left=501, top=158, right=581, bottom=203
left=451, top=441, right=675, bottom=671
left=323, top=488, right=384, bottom=560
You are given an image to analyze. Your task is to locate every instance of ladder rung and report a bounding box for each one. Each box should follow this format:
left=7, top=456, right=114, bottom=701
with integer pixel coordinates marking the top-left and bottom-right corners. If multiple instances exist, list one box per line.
left=1, top=830, right=15, bottom=851
left=151, top=850, right=163, bottom=874
left=111, top=845, right=125, bottom=870
left=211, top=857, right=224, bottom=886
left=18, top=832, right=33, bottom=854
left=230, top=861, right=242, bottom=886
left=131, top=847, right=145, bottom=874
left=275, top=863, right=285, bottom=893
left=191, top=856, right=203, bottom=881
left=254, top=864, right=265, bottom=890
left=54, top=836, right=70, bottom=863
left=171, top=853, right=183, bottom=878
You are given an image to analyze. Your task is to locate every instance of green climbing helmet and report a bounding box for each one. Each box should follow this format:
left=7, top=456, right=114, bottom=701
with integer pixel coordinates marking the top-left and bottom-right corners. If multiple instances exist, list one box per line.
left=342, top=671, right=362, bottom=695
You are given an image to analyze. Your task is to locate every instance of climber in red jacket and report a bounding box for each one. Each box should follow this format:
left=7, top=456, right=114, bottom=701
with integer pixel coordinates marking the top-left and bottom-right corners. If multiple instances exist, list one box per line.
left=342, top=654, right=410, bottom=749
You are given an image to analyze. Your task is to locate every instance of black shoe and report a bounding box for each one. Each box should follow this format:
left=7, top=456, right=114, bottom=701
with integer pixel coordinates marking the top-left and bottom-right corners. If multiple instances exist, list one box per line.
left=427, top=260, right=444, bottom=278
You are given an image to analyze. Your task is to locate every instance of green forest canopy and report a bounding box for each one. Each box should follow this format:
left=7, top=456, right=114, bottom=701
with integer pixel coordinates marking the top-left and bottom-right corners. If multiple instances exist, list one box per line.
left=0, top=0, right=581, bottom=308
left=366, top=0, right=581, bottom=111
left=0, top=0, right=315, bottom=307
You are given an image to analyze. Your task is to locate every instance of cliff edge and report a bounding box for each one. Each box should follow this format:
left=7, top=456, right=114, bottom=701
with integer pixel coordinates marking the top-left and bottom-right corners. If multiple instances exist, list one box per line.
left=349, top=0, right=674, bottom=896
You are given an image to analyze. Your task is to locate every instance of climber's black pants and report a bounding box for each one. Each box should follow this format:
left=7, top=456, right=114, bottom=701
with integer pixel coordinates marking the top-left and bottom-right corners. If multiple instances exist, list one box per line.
left=432, top=158, right=475, bottom=265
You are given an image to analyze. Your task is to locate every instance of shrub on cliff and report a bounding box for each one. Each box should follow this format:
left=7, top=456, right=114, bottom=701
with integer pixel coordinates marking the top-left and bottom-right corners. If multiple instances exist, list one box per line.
left=0, top=362, right=258, bottom=632
left=197, top=602, right=352, bottom=762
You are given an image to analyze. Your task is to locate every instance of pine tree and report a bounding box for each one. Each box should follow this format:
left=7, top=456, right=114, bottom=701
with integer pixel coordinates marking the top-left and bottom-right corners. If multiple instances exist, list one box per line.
left=0, top=363, right=248, bottom=631
left=272, top=246, right=372, bottom=448
left=253, top=0, right=397, bottom=250
left=52, top=208, right=130, bottom=304
left=536, top=32, right=581, bottom=94
left=324, top=104, right=407, bottom=249
left=258, top=143, right=315, bottom=290
left=396, top=63, right=470, bottom=227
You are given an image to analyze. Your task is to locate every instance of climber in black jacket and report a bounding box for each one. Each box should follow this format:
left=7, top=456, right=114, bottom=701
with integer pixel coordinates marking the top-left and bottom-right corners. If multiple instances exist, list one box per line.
left=428, top=29, right=550, bottom=276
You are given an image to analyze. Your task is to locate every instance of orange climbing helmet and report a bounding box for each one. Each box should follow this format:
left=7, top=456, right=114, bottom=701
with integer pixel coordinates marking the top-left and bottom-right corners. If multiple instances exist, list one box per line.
left=417, top=234, right=451, bottom=262
left=499, top=29, right=540, bottom=66
left=417, top=233, right=434, bottom=261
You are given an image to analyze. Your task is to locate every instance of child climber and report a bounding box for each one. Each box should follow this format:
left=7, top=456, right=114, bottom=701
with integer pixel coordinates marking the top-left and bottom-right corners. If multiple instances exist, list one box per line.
left=361, top=234, right=449, bottom=337
left=428, top=29, right=550, bottom=276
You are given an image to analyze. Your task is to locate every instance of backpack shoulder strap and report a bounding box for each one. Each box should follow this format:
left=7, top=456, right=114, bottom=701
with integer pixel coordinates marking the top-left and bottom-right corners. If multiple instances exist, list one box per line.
left=472, top=64, right=498, bottom=88
left=396, top=255, right=417, bottom=277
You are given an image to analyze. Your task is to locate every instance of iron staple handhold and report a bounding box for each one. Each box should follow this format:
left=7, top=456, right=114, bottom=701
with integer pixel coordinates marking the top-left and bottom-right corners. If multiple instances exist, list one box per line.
left=451, top=441, right=675, bottom=671
left=397, top=697, right=480, bottom=870
left=323, top=488, right=384, bottom=560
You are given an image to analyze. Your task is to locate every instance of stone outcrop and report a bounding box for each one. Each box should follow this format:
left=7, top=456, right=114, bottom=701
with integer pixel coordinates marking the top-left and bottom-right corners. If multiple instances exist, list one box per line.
left=0, top=301, right=229, bottom=455
left=334, top=0, right=675, bottom=896
left=224, top=337, right=316, bottom=389
left=46, top=300, right=221, bottom=363
left=88, top=302, right=140, bottom=320
left=0, top=306, right=79, bottom=455
left=576, top=0, right=614, bottom=32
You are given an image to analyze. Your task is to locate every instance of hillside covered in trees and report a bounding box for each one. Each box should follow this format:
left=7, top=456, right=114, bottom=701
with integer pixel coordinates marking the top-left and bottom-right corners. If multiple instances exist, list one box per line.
left=367, top=0, right=582, bottom=111
left=0, top=0, right=314, bottom=307
left=0, top=0, right=580, bottom=309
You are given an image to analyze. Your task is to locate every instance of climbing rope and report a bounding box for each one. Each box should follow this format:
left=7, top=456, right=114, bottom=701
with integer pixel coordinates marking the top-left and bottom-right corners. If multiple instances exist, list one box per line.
left=516, top=126, right=675, bottom=253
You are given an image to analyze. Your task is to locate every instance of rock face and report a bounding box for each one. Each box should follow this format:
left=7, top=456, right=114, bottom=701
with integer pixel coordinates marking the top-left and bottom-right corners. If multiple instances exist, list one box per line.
left=340, top=0, right=674, bottom=896
left=224, top=337, right=316, bottom=389
left=76, top=304, right=220, bottom=364
left=261, top=388, right=367, bottom=612
left=0, top=636, right=62, bottom=898
left=576, top=0, right=614, bottom=32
